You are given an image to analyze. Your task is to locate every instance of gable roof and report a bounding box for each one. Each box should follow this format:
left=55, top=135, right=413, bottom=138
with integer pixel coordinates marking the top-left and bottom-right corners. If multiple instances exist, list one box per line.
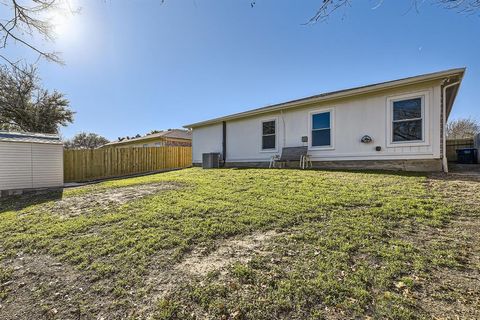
left=0, top=131, right=62, bottom=144
left=103, top=129, right=192, bottom=147
left=184, top=68, right=465, bottom=128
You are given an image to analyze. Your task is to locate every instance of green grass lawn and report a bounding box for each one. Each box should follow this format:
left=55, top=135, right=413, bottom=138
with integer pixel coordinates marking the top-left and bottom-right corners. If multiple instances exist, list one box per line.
left=0, top=168, right=478, bottom=319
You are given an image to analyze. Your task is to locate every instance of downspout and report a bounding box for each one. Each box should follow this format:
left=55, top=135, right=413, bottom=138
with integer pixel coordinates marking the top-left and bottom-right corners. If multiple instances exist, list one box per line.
left=222, top=121, right=227, bottom=167
left=442, top=81, right=460, bottom=173
left=280, top=110, right=286, bottom=148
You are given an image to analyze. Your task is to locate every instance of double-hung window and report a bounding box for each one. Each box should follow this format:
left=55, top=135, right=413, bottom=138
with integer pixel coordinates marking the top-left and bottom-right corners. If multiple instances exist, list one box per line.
left=311, top=111, right=332, bottom=147
left=261, top=120, right=276, bottom=150
left=392, top=97, right=423, bottom=142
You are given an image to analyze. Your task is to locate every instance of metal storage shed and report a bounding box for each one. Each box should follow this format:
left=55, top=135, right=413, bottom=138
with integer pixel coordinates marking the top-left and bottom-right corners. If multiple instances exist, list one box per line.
left=0, top=131, right=63, bottom=195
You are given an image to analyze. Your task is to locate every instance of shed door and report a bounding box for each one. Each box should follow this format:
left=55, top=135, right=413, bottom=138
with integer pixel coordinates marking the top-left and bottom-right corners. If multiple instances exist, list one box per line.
left=32, top=144, right=64, bottom=188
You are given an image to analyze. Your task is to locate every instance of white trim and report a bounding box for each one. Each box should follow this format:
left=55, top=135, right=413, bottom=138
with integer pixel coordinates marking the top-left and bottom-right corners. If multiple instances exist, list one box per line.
left=184, top=68, right=464, bottom=128
left=386, top=90, right=431, bottom=148
left=259, top=117, right=279, bottom=153
left=308, top=108, right=335, bottom=151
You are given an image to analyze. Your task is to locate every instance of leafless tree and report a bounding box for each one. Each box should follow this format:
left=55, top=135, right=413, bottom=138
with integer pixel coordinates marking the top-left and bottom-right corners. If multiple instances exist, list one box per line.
left=306, top=0, right=480, bottom=23
left=0, top=0, right=75, bottom=68
left=257, top=0, right=480, bottom=23
left=2, top=0, right=478, bottom=68
left=446, top=117, right=480, bottom=139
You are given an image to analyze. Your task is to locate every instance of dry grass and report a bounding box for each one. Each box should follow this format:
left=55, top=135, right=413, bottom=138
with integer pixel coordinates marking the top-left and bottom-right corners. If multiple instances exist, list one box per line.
left=0, top=168, right=478, bottom=319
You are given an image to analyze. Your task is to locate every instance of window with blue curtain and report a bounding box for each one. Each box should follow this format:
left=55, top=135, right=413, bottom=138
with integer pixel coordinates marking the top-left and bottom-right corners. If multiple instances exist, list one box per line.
left=311, top=112, right=331, bottom=147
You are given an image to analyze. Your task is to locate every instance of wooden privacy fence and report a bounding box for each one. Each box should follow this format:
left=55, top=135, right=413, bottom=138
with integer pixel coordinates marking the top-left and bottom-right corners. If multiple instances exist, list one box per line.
left=64, top=146, right=192, bottom=182
left=446, top=138, right=474, bottom=162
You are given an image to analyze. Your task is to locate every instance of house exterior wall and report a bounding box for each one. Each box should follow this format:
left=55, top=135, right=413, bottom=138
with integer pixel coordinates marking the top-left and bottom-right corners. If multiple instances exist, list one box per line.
left=191, top=80, right=444, bottom=171
left=192, top=124, right=223, bottom=163
left=0, top=141, right=63, bottom=192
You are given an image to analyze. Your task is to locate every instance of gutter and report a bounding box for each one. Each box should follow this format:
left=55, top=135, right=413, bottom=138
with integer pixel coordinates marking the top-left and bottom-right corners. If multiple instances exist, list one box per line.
left=442, top=80, right=461, bottom=173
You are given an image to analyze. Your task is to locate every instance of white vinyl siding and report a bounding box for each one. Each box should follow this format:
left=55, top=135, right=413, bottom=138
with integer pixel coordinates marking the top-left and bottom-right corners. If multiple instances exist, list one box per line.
left=192, top=81, right=442, bottom=163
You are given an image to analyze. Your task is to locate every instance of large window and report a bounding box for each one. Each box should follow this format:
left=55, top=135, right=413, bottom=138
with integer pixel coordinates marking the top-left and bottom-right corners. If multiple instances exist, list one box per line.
left=262, top=120, right=276, bottom=150
left=392, top=97, right=423, bottom=142
left=311, top=111, right=331, bottom=147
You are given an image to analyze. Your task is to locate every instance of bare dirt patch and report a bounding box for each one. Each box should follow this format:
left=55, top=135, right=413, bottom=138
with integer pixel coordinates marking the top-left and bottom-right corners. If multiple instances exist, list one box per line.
left=51, top=182, right=182, bottom=217
left=136, top=230, right=282, bottom=317
left=177, top=230, right=280, bottom=276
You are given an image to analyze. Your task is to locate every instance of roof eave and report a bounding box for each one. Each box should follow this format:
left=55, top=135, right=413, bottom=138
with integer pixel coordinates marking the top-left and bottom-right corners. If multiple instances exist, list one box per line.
left=103, top=135, right=191, bottom=147
left=183, top=68, right=466, bottom=129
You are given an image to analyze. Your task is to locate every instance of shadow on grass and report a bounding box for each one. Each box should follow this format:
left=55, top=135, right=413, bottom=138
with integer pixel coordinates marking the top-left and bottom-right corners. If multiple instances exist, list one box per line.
left=428, top=173, right=480, bottom=183
left=0, top=188, right=64, bottom=213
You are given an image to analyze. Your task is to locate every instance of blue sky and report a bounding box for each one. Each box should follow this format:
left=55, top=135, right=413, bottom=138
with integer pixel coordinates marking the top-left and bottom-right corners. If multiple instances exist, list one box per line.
left=9, top=0, right=479, bottom=140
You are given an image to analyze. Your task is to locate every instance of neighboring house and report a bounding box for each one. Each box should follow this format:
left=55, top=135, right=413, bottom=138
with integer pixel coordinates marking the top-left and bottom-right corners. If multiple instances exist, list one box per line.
left=0, top=131, right=63, bottom=195
left=184, top=68, right=465, bottom=172
left=102, top=129, right=192, bottom=148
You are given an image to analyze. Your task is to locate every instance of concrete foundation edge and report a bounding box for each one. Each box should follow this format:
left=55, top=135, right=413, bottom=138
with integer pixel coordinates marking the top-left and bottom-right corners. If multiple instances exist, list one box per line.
left=193, top=159, right=443, bottom=172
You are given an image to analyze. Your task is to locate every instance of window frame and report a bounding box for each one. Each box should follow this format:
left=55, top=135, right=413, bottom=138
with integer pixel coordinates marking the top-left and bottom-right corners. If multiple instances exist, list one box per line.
left=386, top=90, right=430, bottom=147
left=260, top=118, right=278, bottom=152
left=308, top=108, right=335, bottom=150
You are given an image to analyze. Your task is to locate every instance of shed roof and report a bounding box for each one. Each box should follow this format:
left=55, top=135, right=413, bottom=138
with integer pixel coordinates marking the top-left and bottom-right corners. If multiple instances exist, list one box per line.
left=184, top=68, right=465, bottom=128
left=0, top=131, right=62, bottom=144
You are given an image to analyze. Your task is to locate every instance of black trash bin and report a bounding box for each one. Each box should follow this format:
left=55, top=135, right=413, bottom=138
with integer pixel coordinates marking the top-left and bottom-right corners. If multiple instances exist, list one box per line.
left=456, top=148, right=478, bottom=164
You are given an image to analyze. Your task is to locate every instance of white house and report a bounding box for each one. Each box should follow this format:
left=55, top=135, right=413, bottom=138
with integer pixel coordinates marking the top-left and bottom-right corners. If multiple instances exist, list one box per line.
left=0, top=131, right=64, bottom=196
left=184, top=68, right=465, bottom=172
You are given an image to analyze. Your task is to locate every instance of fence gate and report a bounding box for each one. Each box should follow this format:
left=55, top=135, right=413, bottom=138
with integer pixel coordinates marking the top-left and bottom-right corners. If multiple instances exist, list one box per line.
left=446, top=138, right=474, bottom=162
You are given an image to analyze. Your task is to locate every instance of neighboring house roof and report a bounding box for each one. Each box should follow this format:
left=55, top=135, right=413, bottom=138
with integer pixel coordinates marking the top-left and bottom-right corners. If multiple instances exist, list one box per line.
left=184, top=68, right=465, bottom=128
left=0, top=131, right=62, bottom=145
left=103, top=129, right=192, bottom=147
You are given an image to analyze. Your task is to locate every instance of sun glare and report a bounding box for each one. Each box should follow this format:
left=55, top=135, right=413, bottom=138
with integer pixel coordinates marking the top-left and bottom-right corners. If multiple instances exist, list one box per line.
left=47, top=0, right=80, bottom=39
left=50, top=10, right=73, bottom=37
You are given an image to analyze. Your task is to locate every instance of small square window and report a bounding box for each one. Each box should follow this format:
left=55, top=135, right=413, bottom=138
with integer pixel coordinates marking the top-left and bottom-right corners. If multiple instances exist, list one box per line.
left=312, top=112, right=330, bottom=130
left=312, top=129, right=331, bottom=146
left=262, top=121, right=275, bottom=135
left=262, top=135, right=276, bottom=149
left=393, top=119, right=422, bottom=142
left=393, top=98, right=422, bottom=121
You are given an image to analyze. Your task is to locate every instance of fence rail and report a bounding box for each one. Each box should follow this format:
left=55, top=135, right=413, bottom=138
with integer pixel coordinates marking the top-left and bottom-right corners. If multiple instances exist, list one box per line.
left=64, top=146, right=192, bottom=182
left=446, top=138, right=474, bottom=162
